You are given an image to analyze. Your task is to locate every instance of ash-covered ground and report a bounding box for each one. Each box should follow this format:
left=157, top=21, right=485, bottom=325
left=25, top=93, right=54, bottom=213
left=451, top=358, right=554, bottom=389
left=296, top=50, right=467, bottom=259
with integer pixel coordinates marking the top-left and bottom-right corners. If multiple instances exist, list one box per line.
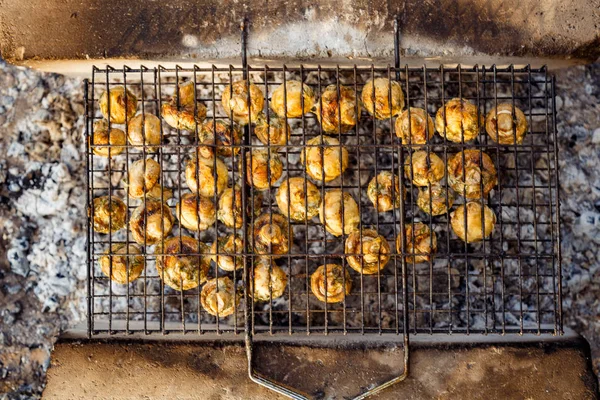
left=0, top=60, right=599, bottom=398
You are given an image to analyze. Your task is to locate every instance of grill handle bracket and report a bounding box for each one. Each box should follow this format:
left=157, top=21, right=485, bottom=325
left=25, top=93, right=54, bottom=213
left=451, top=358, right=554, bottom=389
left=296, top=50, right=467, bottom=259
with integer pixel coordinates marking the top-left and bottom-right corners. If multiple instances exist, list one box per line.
left=245, top=335, right=409, bottom=400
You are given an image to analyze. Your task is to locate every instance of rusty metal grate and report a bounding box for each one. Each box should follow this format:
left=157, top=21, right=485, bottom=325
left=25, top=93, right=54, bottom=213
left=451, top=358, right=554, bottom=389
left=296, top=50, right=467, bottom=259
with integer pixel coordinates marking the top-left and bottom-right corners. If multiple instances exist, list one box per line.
left=84, top=19, right=562, bottom=399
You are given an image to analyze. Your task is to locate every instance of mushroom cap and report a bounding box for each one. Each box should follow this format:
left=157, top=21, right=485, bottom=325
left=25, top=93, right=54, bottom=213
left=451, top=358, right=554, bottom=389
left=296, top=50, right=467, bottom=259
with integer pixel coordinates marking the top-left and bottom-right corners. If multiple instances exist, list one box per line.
left=310, top=264, right=352, bottom=303
left=345, top=229, right=391, bottom=274
left=315, top=84, right=361, bottom=133
left=405, top=151, right=445, bottom=186
left=485, top=103, right=528, bottom=145
left=270, top=80, right=316, bottom=118
left=201, top=277, right=239, bottom=317
left=221, top=80, right=265, bottom=125
left=161, top=102, right=207, bottom=131
left=128, top=158, right=161, bottom=198
left=301, top=135, right=349, bottom=183
left=99, top=86, right=138, bottom=124
left=254, top=115, right=291, bottom=148
left=129, top=200, right=174, bottom=245
left=127, top=113, right=162, bottom=151
left=99, top=243, right=145, bottom=285
left=435, top=98, right=483, bottom=143
left=176, top=193, right=216, bottom=232
left=447, top=150, right=497, bottom=200
left=156, top=236, right=211, bottom=291
left=245, top=149, right=284, bottom=190
left=91, top=120, right=127, bottom=158
left=318, top=190, right=360, bottom=237
left=361, top=78, right=405, bottom=120
left=416, top=184, right=455, bottom=216
left=211, top=234, right=244, bottom=272
left=198, top=119, right=242, bottom=157
left=367, top=171, right=404, bottom=212
left=251, top=213, right=291, bottom=258
left=395, top=107, right=435, bottom=145
left=217, top=185, right=263, bottom=229
left=276, top=177, right=321, bottom=221
left=252, top=258, right=288, bottom=301
left=91, top=196, right=127, bottom=234
left=397, top=222, right=437, bottom=264
left=450, top=202, right=497, bottom=243
left=185, top=153, right=229, bottom=198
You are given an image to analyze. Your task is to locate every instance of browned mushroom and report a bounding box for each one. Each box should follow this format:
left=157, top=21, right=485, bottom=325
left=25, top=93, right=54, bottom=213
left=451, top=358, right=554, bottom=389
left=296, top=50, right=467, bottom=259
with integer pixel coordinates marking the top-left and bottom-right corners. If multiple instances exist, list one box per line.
left=91, top=120, right=127, bottom=158
left=91, top=196, right=127, bottom=234
left=99, top=86, right=138, bottom=124
left=251, top=214, right=291, bottom=258
left=435, top=98, right=483, bottom=143
left=345, top=229, right=391, bottom=274
left=155, top=236, right=210, bottom=291
left=176, top=193, right=216, bottom=232
left=245, top=149, right=284, bottom=190
left=276, top=177, right=321, bottom=221
left=198, top=119, right=242, bottom=158
left=301, top=136, right=349, bottom=183
left=270, top=80, right=316, bottom=118
left=447, top=150, right=497, bottom=200
left=405, top=151, right=445, bottom=187
left=318, top=190, right=360, bottom=237
left=485, top=103, right=528, bottom=145
left=201, top=277, right=239, bottom=317
left=397, top=222, right=437, bottom=264
left=129, top=200, right=174, bottom=245
left=99, top=244, right=145, bottom=284
left=315, top=84, right=361, bottom=133
left=310, top=264, right=352, bottom=303
left=395, top=107, right=435, bottom=145
left=367, top=171, right=404, bottom=212
left=450, top=201, right=497, bottom=243
left=221, top=80, right=265, bottom=125
left=361, top=78, right=405, bottom=120
left=252, top=258, right=288, bottom=302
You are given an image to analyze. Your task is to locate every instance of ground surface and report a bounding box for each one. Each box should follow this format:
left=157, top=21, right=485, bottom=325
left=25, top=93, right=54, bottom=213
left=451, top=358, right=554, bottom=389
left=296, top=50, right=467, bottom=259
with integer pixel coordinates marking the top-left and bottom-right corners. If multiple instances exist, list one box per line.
left=0, top=60, right=599, bottom=398
left=43, top=340, right=597, bottom=399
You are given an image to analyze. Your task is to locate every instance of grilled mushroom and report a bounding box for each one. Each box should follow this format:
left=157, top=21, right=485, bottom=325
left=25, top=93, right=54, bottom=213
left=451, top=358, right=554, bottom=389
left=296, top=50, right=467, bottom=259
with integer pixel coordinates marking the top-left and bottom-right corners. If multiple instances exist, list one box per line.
left=270, top=80, right=316, bottom=118
left=211, top=234, right=244, bottom=272
left=276, top=177, right=321, bottom=221
left=451, top=201, right=497, bottom=243
left=198, top=119, right=242, bottom=157
left=251, top=214, right=291, bottom=258
left=127, top=113, right=162, bottom=151
left=91, top=120, right=126, bottom=158
left=245, top=149, right=284, bottom=190
left=485, top=103, right=528, bottom=145
left=397, top=222, right=437, bottom=264
left=319, top=190, right=360, bottom=237
left=221, top=80, right=265, bottom=125
left=310, top=264, right=352, bottom=303
left=361, top=78, right=405, bottom=120
left=161, top=81, right=207, bottom=131
left=301, top=135, right=349, bottom=183
left=254, top=115, right=291, bottom=149
left=128, top=158, right=161, bottom=198
left=405, top=151, right=445, bottom=186
left=416, top=184, right=455, bottom=216
left=345, top=229, right=391, bottom=274
left=201, top=277, right=239, bottom=318
left=367, top=171, right=403, bottom=212
left=395, top=107, right=435, bottom=145
left=156, top=236, right=210, bottom=291
left=435, top=98, right=483, bottom=143
left=91, top=196, right=127, bottom=234
left=129, top=200, right=174, bottom=245
left=176, top=193, right=216, bottom=232
left=447, top=150, right=497, bottom=200
left=99, top=244, right=145, bottom=284
left=217, top=185, right=263, bottom=229
left=315, top=84, right=361, bottom=133
left=252, top=258, right=288, bottom=302
left=185, top=152, right=228, bottom=198
left=99, top=86, right=138, bottom=124
left=144, top=185, right=173, bottom=202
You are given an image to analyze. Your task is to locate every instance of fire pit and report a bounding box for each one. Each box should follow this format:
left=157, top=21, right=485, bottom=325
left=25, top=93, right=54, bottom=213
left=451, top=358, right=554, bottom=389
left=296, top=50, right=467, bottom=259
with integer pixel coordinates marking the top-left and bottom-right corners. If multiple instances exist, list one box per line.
left=83, top=21, right=562, bottom=398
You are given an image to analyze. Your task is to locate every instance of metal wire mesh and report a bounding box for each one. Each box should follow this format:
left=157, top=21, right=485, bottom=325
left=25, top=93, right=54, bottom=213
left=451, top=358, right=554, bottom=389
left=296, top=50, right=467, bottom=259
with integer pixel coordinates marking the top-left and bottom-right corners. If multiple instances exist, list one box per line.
left=85, top=63, right=562, bottom=337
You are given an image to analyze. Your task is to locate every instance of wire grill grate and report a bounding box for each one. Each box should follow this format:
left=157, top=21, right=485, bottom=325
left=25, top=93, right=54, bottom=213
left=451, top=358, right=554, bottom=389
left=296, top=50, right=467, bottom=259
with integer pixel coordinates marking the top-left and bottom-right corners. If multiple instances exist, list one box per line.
left=85, top=62, right=562, bottom=338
